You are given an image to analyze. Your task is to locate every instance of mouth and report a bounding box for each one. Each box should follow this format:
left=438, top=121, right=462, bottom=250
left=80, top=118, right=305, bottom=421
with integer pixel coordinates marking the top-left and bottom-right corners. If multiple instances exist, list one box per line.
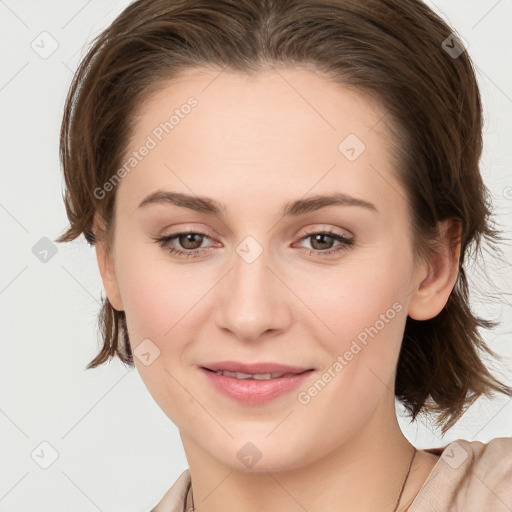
left=200, top=361, right=314, bottom=380
left=199, top=361, right=315, bottom=405
left=202, top=367, right=310, bottom=380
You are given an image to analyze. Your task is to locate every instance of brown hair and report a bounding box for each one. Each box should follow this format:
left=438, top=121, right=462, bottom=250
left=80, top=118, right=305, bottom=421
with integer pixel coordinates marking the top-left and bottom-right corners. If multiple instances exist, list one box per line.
left=56, top=0, right=511, bottom=434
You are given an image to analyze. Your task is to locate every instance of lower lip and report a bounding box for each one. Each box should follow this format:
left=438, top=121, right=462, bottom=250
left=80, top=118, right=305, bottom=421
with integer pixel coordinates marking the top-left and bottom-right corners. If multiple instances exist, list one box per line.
left=200, top=367, right=314, bottom=405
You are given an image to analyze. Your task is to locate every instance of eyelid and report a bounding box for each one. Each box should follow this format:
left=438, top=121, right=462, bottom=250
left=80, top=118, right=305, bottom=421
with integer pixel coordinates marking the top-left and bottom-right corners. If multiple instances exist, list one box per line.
left=154, top=223, right=355, bottom=261
left=297, top=225, right=353, bottom=240
left=157, top=224, right=353, bottom=245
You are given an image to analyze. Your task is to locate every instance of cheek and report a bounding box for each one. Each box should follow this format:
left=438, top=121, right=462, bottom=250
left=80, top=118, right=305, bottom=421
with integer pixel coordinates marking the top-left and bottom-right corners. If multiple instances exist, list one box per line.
left=114, top=237, right=204, bottom=344
left=304, top=252, right=409, bottom=347
left=114, top=241, right=203, bottom=422
left=294, top=255, right=409, bottom=434
left=297, top=250, right=411, bottom=412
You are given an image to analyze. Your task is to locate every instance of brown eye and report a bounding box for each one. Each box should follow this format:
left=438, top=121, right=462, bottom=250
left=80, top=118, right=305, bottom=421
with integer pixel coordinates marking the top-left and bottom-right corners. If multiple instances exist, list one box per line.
left=309, top=233, right=336, bottom=251
left=296, top=230, right=354, bottom=258
left=154, top=231, right=213, bottom=258
left=178, top=233, right=205, bottom=250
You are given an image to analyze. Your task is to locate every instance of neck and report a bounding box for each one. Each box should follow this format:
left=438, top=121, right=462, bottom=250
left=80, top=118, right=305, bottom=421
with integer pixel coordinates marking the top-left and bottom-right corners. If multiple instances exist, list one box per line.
left=182, top=394, right=417, bottom=512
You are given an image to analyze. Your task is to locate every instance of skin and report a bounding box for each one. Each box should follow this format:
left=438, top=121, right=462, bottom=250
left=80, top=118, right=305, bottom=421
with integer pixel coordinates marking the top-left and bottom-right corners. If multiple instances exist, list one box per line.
left=94, top=67, right=460, bottom=512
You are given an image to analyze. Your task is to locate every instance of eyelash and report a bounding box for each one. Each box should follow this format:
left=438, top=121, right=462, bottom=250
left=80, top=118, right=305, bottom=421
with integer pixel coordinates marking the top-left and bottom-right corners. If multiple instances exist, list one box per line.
left=154, top=228, right=354, bottom=259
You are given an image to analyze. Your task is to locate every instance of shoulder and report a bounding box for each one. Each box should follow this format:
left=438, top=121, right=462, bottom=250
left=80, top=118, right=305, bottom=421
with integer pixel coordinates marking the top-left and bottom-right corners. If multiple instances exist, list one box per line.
left=150, top=469, right=191, bottom=512
left=410, top=437, right=512, bottom=512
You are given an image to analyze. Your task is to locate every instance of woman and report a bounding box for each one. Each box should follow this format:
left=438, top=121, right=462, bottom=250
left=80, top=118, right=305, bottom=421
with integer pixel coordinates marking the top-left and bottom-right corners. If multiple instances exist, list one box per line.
left=56, top=0, right=512, bottom=510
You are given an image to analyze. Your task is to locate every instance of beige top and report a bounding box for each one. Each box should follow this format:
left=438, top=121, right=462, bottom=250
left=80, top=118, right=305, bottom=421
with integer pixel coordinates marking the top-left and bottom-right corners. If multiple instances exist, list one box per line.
left=150, top=437, right=512, bottom=511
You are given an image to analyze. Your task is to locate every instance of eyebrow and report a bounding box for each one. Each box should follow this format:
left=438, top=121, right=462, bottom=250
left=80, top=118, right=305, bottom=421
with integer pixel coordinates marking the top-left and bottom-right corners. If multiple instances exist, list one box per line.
left=138, top=190, right=378, bottom=217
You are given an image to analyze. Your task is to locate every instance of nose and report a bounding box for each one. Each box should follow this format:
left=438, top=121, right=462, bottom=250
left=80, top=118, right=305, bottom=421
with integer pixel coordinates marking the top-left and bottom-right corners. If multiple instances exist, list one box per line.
left=214, top=242, right=294, bottom=341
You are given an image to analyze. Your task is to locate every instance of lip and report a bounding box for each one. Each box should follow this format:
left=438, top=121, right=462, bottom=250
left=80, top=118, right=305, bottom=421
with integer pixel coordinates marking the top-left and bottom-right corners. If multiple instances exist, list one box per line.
left=199, top=362, right=315, bottom=405
left=200, top=361, right=312, bottom=374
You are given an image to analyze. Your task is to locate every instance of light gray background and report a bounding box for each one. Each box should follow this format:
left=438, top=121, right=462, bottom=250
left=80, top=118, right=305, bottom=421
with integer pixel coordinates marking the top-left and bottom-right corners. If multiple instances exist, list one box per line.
left=1, top=1, right=511, bottom=511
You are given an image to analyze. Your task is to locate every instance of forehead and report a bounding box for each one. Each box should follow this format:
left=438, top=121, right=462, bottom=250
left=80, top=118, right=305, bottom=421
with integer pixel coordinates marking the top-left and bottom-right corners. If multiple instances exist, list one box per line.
left=132, top=66, right=392, bottom=146
left=118, top=66, right=404, bottom=219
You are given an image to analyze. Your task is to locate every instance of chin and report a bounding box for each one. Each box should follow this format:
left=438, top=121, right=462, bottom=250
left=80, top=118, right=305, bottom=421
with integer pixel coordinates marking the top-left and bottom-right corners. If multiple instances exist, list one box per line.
left=208, top=438, right=313, bottom=474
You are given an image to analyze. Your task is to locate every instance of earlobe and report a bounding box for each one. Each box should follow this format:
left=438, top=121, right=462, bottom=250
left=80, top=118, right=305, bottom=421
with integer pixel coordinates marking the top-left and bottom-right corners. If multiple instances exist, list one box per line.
left=408, top=219, right=461, bottom=321
left=93, top=212, right=124, bottom=311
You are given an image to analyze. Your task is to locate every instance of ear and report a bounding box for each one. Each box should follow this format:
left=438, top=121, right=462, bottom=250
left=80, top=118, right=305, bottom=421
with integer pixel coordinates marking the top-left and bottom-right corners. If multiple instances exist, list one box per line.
left=407, top=219, right=461, bottom=321
left=93, top=212, right=124, bottom=311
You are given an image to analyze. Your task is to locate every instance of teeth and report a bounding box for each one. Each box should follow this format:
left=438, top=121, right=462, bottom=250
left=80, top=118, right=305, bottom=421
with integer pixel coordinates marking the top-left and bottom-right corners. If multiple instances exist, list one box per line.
left=214, top=370, right=286, bottom=379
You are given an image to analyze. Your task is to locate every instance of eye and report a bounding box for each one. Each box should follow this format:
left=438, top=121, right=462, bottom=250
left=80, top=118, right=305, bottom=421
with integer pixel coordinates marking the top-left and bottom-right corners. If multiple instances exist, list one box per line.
left=154, top=231, right=213, bottom=258
left=153, top=228, right=355, bottom=259
left=294, top=228, right=354, bottom=257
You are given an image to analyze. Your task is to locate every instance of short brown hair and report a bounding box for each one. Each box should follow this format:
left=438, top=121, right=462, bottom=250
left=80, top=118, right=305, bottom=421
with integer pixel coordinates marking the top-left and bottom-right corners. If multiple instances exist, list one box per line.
left=56, top=0, right=511, bottom=434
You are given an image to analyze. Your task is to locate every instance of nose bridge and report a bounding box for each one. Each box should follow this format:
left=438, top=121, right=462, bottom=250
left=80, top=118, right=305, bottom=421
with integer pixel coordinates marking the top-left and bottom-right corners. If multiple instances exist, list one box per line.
left=215, top=236, right=290, bottom=339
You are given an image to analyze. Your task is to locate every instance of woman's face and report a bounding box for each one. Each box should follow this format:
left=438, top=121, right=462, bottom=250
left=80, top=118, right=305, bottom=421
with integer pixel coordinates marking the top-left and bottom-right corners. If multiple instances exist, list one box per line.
left=98, top=67, right=429, bottom=471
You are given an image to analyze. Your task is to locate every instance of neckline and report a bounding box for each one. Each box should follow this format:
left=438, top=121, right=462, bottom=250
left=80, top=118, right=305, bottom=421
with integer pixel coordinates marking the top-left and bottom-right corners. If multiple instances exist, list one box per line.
left=405, top=442, right=452, bottom=510
left=180, top=442, right=454, bottom=512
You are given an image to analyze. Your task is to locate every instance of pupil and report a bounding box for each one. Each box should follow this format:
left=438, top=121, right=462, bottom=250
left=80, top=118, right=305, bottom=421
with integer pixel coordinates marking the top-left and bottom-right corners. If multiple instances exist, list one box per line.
left=312, top=234, right=332, bottom=250
left=181, top=233, right=202, bottom=249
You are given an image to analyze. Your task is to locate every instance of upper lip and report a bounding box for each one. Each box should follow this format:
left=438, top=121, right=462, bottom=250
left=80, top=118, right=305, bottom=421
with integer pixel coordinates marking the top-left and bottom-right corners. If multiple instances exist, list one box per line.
left=201, top=361, right=313, bottom=374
